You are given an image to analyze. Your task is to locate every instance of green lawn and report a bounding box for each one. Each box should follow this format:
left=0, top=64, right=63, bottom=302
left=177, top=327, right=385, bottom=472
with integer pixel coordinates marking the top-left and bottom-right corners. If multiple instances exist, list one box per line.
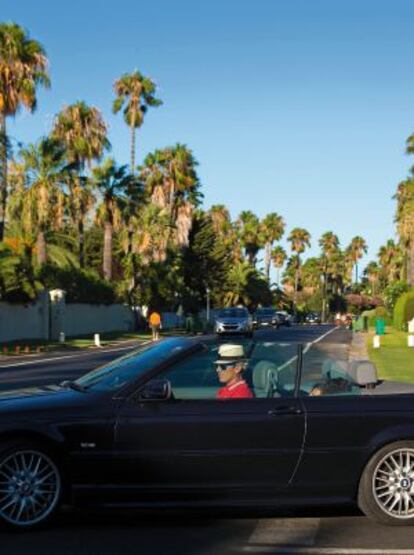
left=367, top=328, right=414, bottom=383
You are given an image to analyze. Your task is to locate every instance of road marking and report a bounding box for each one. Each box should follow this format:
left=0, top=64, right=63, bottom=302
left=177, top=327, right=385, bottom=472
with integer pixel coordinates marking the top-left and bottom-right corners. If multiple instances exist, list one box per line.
left=243, top=547, right=414, bottom=554
left=309, top=325, right=339, bottom=345
left=0, top=341, right=150, bottom=370
left=247, top=518, right=320, bottom=547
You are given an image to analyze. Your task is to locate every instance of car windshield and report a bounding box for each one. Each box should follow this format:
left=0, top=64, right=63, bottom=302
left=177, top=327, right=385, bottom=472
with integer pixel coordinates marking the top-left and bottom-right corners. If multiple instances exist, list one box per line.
left=74, top=338, right=190, bottom=392
left=218, top=308, right=247, bottom=318
left=257, top=308, right=275, bottom=315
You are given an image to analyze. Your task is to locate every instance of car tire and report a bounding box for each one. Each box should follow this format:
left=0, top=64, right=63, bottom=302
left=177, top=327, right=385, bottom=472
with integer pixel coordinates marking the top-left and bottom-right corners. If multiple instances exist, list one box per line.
left=0, top=440, right=63, bottom=531
left=358, top=440, right=414, bottom=526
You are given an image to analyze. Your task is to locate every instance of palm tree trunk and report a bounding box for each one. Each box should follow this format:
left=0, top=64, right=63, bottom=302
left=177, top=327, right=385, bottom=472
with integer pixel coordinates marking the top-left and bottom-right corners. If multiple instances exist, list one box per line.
left=355, top=263, right=359, bottom=284
left=103, top=221, right=113, bottom=280
left=0, top=114, right=7, bottom=241
left=293, top=269, right=299, bottom=319
left=130, top=115, right=136, bottom=173
left=277, top=267, right=280, bottom=287
left=264, top=242, right=271, bottom=282
left=36, top=230, right=47, bottom=266
left=408, top=238, right=414, bottom=287
left=78, top=218, right=85, bottom=268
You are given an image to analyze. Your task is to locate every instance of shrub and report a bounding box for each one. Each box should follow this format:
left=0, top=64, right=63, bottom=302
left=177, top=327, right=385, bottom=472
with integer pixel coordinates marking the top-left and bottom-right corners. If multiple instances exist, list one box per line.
left=384, top=281, right=410, bottom=311
left=393, top=289, right=414, bottom=331
left=37, top=264, right=117, bottom=305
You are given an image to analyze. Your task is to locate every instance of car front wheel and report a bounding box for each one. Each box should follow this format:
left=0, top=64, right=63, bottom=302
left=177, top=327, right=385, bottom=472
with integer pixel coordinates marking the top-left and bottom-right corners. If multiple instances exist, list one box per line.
left=358, top=441, right=414, bottom=525
left=0, top=441, right=62, bottom=530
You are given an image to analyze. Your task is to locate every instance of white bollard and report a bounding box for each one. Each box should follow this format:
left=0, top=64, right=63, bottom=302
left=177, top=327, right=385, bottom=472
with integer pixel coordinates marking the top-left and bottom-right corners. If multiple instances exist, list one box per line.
left=408, top=335, right=414, bottom=348
left=59, top=332, right=65, bottom=344
left=94, top=333, right=101, bottom=347
left=373, top=335, right=381, bottom=349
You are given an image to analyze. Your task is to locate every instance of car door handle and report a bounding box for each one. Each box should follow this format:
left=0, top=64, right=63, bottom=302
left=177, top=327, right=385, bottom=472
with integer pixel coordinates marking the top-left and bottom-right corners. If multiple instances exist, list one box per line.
left=268, top=406, right=302, bottom=416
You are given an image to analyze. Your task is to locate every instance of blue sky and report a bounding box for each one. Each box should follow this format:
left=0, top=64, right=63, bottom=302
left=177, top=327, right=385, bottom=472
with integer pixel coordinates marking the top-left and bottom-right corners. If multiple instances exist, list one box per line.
left=3, top=0, right=414, bottom=274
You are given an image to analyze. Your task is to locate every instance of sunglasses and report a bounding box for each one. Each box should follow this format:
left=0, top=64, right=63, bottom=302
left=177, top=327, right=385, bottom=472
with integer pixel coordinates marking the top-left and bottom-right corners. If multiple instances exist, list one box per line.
left=216, top=362, right=245, bottom=372
left=216, top=363, right=235, bottom=372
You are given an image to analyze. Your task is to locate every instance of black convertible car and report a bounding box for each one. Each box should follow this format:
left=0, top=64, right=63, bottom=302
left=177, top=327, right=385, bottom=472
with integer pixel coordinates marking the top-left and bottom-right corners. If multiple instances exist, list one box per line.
left=1, top=336, right=414, bottom=530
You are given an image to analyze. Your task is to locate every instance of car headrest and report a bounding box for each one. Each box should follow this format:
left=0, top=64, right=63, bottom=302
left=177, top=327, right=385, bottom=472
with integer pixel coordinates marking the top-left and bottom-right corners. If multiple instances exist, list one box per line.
left=322, top=359, right=351, bottom=381
left=349, top=360, right=378, bottom=386
left=252, top=360, right=278, bottom=389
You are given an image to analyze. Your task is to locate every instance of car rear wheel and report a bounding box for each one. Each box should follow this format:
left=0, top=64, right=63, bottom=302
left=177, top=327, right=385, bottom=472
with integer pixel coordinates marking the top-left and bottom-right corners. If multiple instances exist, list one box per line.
left=0, top=441, right=62, bottom=530
left=358, top=441, right=414, bottom=525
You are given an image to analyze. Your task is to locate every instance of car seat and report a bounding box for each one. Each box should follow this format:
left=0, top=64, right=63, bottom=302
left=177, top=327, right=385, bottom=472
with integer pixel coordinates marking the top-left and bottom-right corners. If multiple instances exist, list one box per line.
left=252, top=360, right=279, bottom=398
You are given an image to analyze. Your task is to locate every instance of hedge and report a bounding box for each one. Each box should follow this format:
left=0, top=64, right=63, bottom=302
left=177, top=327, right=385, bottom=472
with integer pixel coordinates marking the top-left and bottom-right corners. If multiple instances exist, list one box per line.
left=393, top=289, right=414, bottom=331
left=361, top=307, right=392, bottom=328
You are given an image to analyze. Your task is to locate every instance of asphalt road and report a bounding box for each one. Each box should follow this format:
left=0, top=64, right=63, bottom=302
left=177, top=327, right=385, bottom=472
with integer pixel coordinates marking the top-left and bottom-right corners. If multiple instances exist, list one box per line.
left=2, top=325, right=414, bottom=554
left=0, top=323, right=349, bottom=392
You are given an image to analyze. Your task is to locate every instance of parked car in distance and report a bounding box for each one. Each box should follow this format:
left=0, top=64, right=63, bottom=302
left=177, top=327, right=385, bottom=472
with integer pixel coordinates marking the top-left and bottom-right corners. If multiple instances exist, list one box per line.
left=276, top=310, right=292, bottom=327
left=305, top=312, right=321, bottom=325
left=2, top=337, right=414, bottom=529
left=253, top=307, right=280, bottom=329
left=215, top=307, right=253, bottom=337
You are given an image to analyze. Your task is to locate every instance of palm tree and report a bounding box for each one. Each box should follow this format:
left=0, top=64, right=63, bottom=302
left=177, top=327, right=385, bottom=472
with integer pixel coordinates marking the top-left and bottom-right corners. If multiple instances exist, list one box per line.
left=394, top=177, right=414, bottom=285
left=52, top=101, right=110, bottom=267
left=0, top=23, right=50, bottom=240
left=378, top=239, right=402, bottom=284
left=113, top=71, right=162, bottom=172
left=237, top=211, right=264, bottom=266
left=365, top=261, right=380, bottom=296
left=287, top=227, right=311, bottom=315
left=261, top=212, right=285, bottom=281
left=15, top=138, right=67, bottom=265
left=319, top=231, right=340, bottom=321
left=347, top=236, right=368, bottom=284
left=271, top=245, right=287, bottom=286
left=93, top=158, right=140, bottom=280
left=208, top=204, right=231, bottom=235
left=140, top=144, right=201, bottom=247
left=223, top=260, right=256, bottom=307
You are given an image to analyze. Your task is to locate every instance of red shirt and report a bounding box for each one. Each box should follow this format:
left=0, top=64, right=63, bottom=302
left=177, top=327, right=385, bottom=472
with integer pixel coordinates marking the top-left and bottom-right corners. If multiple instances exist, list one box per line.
left=217, top=380, right=254, bottom=399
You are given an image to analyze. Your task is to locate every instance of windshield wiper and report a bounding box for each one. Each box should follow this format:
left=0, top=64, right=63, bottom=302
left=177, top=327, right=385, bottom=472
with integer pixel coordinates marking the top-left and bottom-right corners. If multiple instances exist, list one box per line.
left=60, top=380, right=87, bottom=393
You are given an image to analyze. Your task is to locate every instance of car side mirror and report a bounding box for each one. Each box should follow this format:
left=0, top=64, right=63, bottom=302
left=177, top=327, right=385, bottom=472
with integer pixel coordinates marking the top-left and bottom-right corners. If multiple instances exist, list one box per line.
left=139, top=379, right=172, bottom=401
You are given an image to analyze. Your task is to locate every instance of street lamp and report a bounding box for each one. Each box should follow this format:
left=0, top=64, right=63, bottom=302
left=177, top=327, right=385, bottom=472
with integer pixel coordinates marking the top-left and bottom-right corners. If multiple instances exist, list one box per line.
left=206, top=287, right=210, bottom=324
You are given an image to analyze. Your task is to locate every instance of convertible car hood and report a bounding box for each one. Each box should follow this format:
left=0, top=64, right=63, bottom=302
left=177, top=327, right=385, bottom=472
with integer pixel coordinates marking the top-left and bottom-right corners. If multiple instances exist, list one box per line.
left=0, top=385, right=61, bottom=401
left=0, top=384, right=86, bottom=414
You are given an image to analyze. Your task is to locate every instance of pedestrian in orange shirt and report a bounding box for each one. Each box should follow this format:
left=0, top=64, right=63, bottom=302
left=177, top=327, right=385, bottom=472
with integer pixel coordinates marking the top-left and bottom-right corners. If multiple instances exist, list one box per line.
left=148, top=311, right=161, bottom=341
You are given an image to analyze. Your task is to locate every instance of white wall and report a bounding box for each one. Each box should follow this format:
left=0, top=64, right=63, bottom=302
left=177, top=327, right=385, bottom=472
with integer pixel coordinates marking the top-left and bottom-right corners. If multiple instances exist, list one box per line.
left=0, top=292, right=49, bottom=343
left=63, top=303, right=135, bottom=337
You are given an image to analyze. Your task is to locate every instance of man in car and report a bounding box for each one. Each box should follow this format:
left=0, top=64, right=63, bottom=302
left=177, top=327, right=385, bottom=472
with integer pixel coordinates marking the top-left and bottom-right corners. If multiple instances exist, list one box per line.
left=215, top=344, right=254, bottom=399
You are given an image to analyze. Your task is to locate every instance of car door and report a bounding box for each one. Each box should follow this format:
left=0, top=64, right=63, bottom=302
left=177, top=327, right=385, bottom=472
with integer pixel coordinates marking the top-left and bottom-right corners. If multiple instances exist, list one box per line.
left=289, top=344, right=414, bottom=501
left=113, top=342, right=305, bottom=503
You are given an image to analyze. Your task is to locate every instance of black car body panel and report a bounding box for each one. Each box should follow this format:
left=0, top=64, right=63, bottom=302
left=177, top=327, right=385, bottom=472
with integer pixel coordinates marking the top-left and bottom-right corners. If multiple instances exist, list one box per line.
left=1, top=337, right=414, bottom=512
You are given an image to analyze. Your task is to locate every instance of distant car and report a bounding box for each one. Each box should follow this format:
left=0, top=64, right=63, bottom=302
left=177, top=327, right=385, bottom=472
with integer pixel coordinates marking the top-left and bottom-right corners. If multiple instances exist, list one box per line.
left=253, top=307, right=280, bottom=329
left=215, top=307, right=253, bottom=337
left=276, top=310, right=292, bottom=327
left=305, top=312, right=321, bottom=325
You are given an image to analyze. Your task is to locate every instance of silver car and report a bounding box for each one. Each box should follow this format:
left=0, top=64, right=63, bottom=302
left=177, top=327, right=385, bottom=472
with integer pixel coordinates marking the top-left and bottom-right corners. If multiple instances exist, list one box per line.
left=215, top=307, right=253, bottom=337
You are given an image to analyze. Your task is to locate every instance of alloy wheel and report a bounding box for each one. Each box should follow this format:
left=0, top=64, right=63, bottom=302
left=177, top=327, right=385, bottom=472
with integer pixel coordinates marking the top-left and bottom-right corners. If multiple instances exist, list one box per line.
left=373, top=448, right=414, bottom=519
left=0, top=449, right=61, bottom=527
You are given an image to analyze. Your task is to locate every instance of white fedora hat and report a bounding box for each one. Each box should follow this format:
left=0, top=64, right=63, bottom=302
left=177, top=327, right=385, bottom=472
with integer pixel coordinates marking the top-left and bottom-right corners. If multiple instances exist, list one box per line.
left=215, top=344, right=245, bottom=364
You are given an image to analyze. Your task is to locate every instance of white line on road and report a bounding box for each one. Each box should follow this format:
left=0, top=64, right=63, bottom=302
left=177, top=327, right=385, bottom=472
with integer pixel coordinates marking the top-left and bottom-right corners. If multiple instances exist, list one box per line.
left=307, top=324, right=339, bottom=346
left=0, top=341, right=150, bottom=370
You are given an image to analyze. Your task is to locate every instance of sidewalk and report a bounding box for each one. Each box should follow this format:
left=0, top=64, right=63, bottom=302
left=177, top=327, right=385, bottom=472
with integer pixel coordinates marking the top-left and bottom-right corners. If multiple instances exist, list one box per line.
left=0, top=336, right=149, bottom=366
left=348, top=331, right=369, bottom=361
